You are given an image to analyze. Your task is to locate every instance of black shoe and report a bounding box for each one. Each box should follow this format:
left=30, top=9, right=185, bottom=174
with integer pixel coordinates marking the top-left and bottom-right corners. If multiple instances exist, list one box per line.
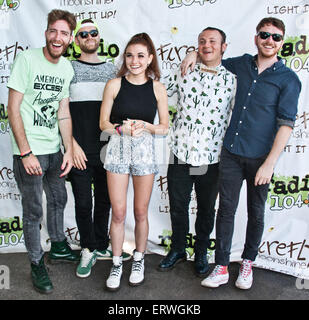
left=194, top=251, right=209, bottom=277
left=157, top=250, right=186, bottom=272
left=31, top=256, right=53, bottom=294
left=48, top=239, right=80, bottom=264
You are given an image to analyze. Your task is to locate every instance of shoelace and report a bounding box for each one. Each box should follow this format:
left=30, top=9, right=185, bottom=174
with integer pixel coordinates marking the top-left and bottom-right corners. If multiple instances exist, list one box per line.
left=80, top=250, right=94, bottom=267
left=110, top=264, right=122, bottom=277
left=210, top=265, right=226, bottom=277
left=132, top=259, right=143, bottom=273
left=34, top=263, right=50, bottom=280
left=240, top=260, right=252, bottom=278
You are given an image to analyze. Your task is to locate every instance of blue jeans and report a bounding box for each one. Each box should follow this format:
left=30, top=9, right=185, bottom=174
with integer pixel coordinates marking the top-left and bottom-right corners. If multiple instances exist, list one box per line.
left=215, top=147, right=269, bottom=266
left=167, top=155, right=219, bottom=254
left=13, top=151, right=67, bottom=264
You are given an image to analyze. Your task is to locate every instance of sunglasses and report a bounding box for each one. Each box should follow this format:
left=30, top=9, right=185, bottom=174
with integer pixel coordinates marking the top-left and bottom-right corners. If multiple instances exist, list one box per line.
left=257, top=31, right=283, bottom=42
left=77, top=29, right=98, bottom=39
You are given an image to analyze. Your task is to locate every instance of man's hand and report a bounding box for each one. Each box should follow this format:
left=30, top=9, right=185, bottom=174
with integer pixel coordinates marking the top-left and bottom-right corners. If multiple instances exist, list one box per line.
left=72, top=140, right=87, bottom=170
left=60, top=151, right=73, bottom=178
left=22, top=154, right=42, bottom=176
left=254, top=125, right=293, bottom=186
left=180, top=51, right=198, bottom=76
left=254, top=162, right=274, bottom=186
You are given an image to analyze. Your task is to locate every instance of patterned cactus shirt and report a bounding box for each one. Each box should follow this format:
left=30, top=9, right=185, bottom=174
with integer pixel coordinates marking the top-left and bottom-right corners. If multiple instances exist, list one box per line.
left=165, top=63, right=237, bottom=166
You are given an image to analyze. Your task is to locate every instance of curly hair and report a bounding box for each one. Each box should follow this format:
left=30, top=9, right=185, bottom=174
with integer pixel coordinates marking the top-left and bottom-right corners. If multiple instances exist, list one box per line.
left=47, top=9, right=76, bottom=33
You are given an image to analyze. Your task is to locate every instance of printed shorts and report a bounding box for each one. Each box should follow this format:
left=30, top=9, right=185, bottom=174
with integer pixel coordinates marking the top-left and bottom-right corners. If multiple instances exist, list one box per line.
left=104, top=132, right=159, bottom=176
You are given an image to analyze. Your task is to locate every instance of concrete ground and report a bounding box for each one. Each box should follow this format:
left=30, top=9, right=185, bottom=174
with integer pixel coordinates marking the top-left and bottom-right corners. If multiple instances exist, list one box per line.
left=1, top=251, right=308, bottom=303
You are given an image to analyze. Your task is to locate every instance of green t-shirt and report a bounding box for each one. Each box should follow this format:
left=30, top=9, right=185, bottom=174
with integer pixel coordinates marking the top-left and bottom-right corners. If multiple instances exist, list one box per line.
left=7, top=48, right=74, bottom=155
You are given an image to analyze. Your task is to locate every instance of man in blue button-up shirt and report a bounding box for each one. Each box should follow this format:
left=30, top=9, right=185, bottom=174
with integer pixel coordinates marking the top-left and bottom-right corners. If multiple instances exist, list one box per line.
left=181, top=17, right=301, bottom=290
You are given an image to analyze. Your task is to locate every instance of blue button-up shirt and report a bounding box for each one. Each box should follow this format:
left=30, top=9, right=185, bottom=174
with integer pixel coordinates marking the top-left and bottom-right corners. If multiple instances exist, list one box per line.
left=222, top=54, right=301, bottom=159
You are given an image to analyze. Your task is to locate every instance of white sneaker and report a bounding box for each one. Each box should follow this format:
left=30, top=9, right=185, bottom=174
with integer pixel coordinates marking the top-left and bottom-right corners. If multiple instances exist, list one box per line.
left=201, top=265, right=229, bottom=288
left=76, top=248, right=97, bottom=278
left=106, top=256, right=123, bottom=291
left=235, top=259, right=253, bottom=290
left=129, top=251, right=145, bottom=286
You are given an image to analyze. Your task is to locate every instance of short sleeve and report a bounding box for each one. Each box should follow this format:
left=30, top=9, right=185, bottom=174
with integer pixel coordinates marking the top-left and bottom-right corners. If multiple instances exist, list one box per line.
left=163, top=68, right=179, bottom=98
left=61, top=61, right=75, bottom=99
left=7, top=51, right=29, bottom=94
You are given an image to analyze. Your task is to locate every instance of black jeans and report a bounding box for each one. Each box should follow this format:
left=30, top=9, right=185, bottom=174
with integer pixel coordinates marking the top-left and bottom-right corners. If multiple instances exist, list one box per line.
left=215, top=147, right=270, bottom=266
left=68, top=154, right=110, bottom=251
left=167, top=155, right=219, bottom=254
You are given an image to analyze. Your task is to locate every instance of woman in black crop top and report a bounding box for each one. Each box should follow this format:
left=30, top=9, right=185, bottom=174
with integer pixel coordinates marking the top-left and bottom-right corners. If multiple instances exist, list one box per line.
left=100, top=33, right=169, bottom=291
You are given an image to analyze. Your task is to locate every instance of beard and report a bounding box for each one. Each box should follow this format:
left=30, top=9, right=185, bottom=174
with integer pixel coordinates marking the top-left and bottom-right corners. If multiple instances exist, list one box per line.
left=78, top=40, right=100, bottom=54
left=256, top=41, right=281, bottom=60
left=45, top=39, right=70, bottom=60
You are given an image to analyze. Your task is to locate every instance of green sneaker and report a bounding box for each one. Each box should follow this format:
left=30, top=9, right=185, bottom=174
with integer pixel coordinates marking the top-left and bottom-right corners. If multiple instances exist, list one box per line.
left=48, top=239, right=80, bottom=264
left=121, top=251, right=132, bottom=261
left=31, top=256, right=53, bottom=294
left=96, top=249, right=131, bottom=261
left=76, top=248, right=97, bottom=278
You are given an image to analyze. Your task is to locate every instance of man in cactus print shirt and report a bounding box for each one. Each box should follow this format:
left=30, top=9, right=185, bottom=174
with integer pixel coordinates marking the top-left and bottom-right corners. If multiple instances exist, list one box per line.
left=158, top=27, right=236, bottom=277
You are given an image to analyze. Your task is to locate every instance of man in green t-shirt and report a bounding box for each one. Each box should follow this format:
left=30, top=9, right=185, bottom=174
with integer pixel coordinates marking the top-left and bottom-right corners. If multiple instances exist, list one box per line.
left=7, top=9, right=79, bottom=294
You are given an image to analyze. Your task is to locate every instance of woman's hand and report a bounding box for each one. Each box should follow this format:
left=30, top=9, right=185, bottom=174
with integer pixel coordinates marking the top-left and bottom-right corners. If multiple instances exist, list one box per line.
left=129, top=119, right=148, bottom=137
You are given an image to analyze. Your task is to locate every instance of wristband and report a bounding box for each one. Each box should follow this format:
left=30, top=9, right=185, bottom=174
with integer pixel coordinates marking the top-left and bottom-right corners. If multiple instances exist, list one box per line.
left=119, top=125, right=123, bottom=136
left=114, top=124, right=122, bottom=136
left=20, top=149, right=31, bottom=157
left=19, top=150, right=32, bottom=159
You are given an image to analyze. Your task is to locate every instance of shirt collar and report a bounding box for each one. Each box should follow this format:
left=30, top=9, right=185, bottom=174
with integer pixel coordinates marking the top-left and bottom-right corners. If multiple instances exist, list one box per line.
left=196, top=62, right=225, bottom=75
left=252, top=54, right=284, bottom=71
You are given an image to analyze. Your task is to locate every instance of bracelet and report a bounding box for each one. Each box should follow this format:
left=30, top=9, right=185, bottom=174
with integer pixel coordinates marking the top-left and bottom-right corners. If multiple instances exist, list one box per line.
left=20, top=149, right=31, bottom=157
left=19, top=150, right=32, bottom=159
left=114, top=124, right=123, bottom=136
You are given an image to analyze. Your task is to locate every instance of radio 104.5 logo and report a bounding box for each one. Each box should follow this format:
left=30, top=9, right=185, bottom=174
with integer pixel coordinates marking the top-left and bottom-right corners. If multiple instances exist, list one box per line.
left=0, top=0, right=20, bottom=11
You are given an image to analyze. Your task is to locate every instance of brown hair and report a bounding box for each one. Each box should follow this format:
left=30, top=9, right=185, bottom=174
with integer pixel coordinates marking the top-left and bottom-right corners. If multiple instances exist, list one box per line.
left=256, top=17, right=285, bottom=36
left=47, top=9, right=76, bottom=33
left=117, top=33, right=160, bottom=80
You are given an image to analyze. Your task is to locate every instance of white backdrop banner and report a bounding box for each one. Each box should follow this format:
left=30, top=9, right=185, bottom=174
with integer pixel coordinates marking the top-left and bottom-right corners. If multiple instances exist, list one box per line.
left=0, top=0, right=308, bottom=280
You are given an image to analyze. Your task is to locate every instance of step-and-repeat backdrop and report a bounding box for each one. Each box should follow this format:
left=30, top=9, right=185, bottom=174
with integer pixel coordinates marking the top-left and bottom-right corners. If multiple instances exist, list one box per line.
left=0, top=0, right=308, bottom=280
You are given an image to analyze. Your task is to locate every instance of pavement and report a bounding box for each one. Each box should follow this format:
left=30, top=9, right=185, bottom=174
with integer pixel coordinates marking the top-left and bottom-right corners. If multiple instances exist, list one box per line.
left=1, top=251, right=309, bottom=304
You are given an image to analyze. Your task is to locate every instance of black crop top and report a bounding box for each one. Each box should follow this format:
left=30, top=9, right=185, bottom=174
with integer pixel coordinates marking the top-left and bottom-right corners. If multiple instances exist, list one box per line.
left=110, top=77, right=157, bottom=124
